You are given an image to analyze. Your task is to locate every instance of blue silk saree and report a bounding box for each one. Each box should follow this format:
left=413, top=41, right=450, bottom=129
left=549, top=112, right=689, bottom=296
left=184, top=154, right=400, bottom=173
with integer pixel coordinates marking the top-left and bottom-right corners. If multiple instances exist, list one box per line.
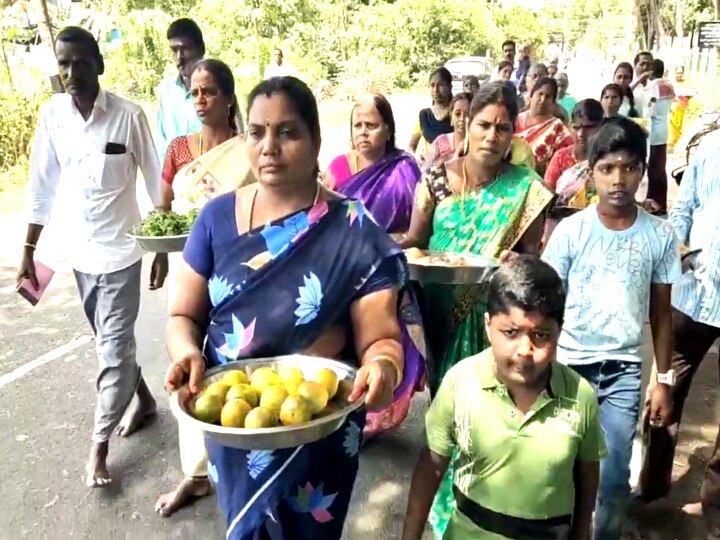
left=183, top=191, right=424, bottom=539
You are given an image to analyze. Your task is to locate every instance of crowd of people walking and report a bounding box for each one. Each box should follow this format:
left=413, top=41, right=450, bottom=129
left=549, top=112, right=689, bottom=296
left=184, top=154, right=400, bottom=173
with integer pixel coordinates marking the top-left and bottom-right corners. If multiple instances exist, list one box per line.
left=14, top=17, right=720, bottom=540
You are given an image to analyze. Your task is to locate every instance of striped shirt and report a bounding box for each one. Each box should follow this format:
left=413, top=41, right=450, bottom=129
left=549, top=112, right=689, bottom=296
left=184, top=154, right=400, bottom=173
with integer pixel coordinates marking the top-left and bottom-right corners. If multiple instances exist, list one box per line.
left=669, top=130, right=720, bottom=328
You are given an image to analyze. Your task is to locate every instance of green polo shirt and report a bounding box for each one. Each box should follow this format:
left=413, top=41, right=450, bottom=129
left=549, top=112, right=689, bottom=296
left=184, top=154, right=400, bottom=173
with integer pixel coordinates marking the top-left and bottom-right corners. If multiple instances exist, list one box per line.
left=427, top=348, right=606, bottom=539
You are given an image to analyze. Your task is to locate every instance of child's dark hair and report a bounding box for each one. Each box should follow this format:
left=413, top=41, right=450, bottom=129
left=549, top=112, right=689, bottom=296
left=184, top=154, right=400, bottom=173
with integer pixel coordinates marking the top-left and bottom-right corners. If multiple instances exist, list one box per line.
left=651, top=58, right=665, bottom=78
left=587, top=117, right=647, bottom=169
left=572, top=99, right=604, bottom=124
left=487, top=256, right=566, bottom=327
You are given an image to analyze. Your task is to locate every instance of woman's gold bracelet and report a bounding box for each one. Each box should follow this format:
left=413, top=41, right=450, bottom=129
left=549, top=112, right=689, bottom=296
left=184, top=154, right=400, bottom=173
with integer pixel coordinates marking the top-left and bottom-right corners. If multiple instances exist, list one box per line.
left=370, top=354, right=403, bottom=390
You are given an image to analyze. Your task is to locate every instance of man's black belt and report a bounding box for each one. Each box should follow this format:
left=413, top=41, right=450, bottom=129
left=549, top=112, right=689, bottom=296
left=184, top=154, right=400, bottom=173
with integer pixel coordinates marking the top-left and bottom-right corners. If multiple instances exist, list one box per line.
left=453, top=485, right=572, bottom=540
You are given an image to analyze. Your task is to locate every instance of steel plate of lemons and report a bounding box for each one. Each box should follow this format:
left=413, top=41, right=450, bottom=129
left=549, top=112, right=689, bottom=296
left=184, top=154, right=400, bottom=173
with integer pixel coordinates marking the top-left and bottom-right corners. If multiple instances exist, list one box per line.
left=191, top=365, right=351, bottom=429
left=133, top=209, right=199, bottom=237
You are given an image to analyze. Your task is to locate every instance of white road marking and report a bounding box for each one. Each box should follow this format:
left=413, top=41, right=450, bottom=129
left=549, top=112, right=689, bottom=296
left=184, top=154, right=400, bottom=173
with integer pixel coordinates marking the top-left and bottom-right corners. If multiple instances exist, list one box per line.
left=0, top=334, right=94, bottom=389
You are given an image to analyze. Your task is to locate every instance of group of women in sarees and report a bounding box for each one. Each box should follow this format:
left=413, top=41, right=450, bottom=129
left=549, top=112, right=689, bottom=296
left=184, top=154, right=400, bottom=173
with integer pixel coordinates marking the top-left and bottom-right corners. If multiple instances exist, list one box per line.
left=161, top=51, right=597, bottom=539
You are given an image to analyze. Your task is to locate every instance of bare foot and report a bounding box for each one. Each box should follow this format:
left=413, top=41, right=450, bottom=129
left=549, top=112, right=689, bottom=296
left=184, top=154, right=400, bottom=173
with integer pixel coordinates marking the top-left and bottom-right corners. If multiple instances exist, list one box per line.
left=681, top=501, right=703, bottom=516
left=116, top=377, right=157, bottom=437
left=86, top=442, right=112, bottom=488
left=155, top=477, right=211, bottom=517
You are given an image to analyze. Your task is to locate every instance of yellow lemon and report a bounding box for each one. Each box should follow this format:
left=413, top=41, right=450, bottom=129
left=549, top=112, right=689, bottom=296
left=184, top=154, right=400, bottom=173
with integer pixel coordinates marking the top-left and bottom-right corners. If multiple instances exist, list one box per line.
left=280, top=367, right=305, bottom=395
left=279, top=395, right=313, bottom=426
left=204, top=381, right=231, bottom=401
left=244, top=407, right=277, bottom=428
left=222, top=370, right=249, bottom=386
left=225, top=384, right=260, bottom=407
left=312, top=368, right=339, bottom=399
left=220, top=399, right=252, bottom=428
left=260, top=386, right=289, bottom=415
left=250, top=367, right=281, bottom=393
left=297, top=381, right=329, bottom=415
left=192, top=393, right=224, bottom=424
left=280, top=366, right=304, bottom=381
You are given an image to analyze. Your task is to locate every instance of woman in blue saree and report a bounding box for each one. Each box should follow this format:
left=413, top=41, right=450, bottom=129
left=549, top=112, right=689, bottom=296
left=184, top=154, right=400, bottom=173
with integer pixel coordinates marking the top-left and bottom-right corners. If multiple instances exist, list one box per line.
left=165, top=77, right=420, bottom=540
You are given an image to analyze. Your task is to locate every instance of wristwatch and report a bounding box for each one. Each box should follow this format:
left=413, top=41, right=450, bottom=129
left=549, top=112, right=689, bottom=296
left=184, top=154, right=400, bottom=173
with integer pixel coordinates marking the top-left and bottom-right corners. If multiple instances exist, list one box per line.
left=657, top=369, right=677, bottom=386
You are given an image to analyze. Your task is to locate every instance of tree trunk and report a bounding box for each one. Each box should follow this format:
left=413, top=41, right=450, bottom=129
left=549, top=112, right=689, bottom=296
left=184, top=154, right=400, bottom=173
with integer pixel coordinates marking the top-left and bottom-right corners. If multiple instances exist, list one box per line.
left=32, top=0, right=63, bottom=93
left=715, top=0, right=720, bottom=19
left=33, top=0, right=55, bottom=50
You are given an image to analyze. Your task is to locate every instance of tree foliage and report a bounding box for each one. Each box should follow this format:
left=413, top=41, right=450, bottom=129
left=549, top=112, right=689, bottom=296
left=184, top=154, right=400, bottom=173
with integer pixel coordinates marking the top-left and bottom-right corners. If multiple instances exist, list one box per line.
left=0, top=0, right=716, bottom=191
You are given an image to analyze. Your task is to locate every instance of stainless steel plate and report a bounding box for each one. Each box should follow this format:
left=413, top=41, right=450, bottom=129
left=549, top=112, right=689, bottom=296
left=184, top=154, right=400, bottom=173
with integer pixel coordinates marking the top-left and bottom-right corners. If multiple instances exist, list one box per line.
left=406, top=250, right=499, bottom=285
left=170, top=355, right=363, bottom=450
left=131, top=234, right=188, bottom=253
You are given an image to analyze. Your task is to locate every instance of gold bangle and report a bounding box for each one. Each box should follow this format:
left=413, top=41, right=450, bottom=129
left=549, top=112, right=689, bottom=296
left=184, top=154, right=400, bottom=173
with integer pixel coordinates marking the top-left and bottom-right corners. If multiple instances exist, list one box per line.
left=370, top=354, right=403, bottom=390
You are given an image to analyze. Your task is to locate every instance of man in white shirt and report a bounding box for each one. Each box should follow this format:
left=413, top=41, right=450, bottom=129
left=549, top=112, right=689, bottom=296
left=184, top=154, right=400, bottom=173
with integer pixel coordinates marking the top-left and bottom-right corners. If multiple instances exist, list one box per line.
left=631, top=50, right=653, bottom=113
left=643, top=58, right=675, bottom=213
left=16, top=26, right=169, bottom=488
left=263, top=47, right=294, bottom=79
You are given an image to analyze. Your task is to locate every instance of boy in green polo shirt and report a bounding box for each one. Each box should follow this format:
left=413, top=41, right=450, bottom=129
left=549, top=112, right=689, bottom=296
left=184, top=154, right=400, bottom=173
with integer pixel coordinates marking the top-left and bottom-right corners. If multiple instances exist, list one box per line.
left=402, top=256, right=606, bottom=540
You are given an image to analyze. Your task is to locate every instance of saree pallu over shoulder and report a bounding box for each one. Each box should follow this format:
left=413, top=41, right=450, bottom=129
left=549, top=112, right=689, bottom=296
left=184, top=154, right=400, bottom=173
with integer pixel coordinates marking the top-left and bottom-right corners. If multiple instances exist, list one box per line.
left=428, top=163, right=553, bottom=258
left=204, top=198, right=403, bottom=365
left=194, top=197, right=426, bottom=540
left=173, top=136, right=256, bottom=212
left=337, top=151, right=421, bottom=234
left=516, top=115, right=573, bottom=167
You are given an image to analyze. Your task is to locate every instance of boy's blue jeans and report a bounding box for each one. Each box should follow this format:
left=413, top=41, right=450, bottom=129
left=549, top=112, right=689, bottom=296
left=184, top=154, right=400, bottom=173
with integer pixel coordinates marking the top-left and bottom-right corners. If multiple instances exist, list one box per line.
left=571, top=361, right=642, bottom=540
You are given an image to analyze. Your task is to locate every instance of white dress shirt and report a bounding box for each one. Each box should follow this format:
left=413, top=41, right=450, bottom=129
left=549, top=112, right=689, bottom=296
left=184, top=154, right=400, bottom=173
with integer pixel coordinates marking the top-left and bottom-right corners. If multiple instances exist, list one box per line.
left=263, top=62, right=294, bottom=79
left=669, top=131, right=720, bottom=328
left=27, top=89, right=162, bottom=275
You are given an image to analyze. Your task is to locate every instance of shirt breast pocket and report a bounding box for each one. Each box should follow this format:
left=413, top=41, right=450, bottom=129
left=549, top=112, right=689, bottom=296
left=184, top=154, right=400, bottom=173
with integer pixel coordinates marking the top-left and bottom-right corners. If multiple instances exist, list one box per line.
left=98, top=151, right=132, bottom=190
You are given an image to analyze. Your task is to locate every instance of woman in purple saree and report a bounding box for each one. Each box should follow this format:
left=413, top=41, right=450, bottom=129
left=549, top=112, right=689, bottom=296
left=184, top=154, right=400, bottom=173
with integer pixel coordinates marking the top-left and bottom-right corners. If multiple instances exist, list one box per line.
left=324, top=94, right=421, bottom=234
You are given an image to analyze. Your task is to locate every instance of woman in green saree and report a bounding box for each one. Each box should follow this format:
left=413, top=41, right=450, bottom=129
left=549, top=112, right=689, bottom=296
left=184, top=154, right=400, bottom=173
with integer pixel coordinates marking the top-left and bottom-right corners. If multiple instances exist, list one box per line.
left=401, top=81, right=554, bottom=538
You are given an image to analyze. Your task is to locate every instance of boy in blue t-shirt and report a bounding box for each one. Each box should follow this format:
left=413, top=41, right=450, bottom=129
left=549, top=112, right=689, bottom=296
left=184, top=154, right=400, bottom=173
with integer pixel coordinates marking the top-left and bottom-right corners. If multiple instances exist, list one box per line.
left=542, top=117, right=681, bottom=540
